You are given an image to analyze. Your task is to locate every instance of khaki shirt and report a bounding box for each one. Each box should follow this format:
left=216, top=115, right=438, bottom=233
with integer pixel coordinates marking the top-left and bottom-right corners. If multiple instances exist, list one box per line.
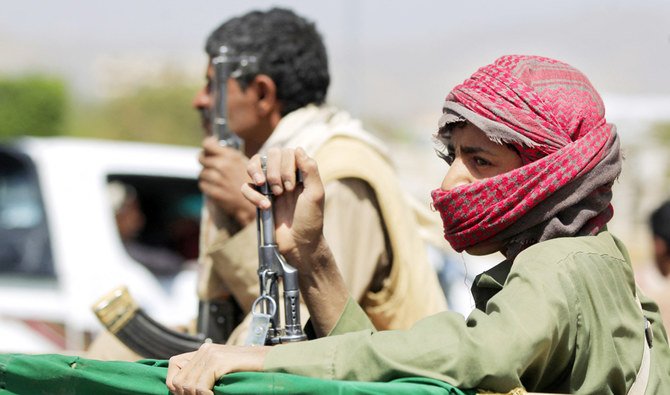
left=200, top=178, right=391, bottom=344
left=264, top=232, right=670, bottom=394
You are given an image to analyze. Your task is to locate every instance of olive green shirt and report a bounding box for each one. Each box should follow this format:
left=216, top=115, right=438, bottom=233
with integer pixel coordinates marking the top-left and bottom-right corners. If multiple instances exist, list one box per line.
left=264, top=232, right=670, bottom=393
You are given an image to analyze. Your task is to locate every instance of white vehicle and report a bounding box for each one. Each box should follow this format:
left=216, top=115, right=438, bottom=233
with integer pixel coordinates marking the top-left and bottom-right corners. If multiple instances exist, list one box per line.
left=0, top=137, right=202, bottom=353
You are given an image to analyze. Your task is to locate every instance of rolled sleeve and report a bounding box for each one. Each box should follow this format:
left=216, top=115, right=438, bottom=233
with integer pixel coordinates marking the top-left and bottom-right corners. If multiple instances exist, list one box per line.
left=328, top=297, right=377, bottom=336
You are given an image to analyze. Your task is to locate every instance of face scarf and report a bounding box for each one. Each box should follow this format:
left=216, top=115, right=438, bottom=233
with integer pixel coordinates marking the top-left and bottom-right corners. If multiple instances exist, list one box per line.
left=430, top=55, right=622, bottom=257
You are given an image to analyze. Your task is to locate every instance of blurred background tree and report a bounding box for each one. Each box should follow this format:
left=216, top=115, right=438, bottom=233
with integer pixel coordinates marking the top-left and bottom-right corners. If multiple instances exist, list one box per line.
left=68, top=75, right=202, bottom=147
left=652, top=122, right=670, bottom=145
left=0, top=75, right=68, bottom=140
left=0, top=72, right=202, bottom=146
left=652, top=121, right=670, bottom=179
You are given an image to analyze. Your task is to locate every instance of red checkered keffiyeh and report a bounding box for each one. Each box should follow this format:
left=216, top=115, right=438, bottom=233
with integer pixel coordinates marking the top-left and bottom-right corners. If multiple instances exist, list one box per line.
left=431, top=55, right=622, bottom=256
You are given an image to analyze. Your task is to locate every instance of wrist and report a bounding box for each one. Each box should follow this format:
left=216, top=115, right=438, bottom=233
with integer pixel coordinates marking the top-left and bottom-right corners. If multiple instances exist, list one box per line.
left=293, top=235, right=332, bottom=278
left=294, top=236, right=348, bottom=300
left=249, top=345, right=271, bottom=371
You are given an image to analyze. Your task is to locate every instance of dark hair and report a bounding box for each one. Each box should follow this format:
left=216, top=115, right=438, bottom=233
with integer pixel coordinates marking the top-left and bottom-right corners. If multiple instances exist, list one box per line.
left=205, top=8, right=330, bottom=116
left=651, top=200, right=670, bottom=245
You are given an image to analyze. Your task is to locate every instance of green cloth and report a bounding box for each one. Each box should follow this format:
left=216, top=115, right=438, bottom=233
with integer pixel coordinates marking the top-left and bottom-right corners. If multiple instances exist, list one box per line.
left=265, top=232, right=670, bottom=393
left=0, top=353, right=473, bottom=395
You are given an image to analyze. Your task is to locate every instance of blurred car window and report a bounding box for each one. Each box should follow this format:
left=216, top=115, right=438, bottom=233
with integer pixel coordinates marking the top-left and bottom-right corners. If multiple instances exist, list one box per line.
left=0, top=137, right=202, bottom=354
left=0, top=148, right=54, bottom=277
left=106, top=174, right=202, bottom=277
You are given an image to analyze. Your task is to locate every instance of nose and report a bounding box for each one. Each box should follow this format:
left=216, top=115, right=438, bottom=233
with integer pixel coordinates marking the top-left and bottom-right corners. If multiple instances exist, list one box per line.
left=440, top=158, right=471, bottom=191
left=192, top=86, right=210, bottom=110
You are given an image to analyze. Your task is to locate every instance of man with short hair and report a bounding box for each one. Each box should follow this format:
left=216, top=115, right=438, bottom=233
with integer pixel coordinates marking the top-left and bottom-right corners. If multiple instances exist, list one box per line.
left=86, top=6, right=445, bottom=361
left=194, top=7, right=446, bottom=344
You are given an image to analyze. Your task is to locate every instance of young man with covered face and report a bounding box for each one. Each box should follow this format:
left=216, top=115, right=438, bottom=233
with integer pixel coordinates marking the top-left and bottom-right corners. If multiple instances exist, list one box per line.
left=194, top=7, right=446, bottom=345
left=167, top=55, right=670, bottom=394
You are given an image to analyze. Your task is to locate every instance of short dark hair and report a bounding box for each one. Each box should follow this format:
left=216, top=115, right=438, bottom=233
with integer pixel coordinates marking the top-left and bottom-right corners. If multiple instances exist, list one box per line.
left=651, top=200, right=670, bottom=245
left=205, top=8, right=330, bottom=116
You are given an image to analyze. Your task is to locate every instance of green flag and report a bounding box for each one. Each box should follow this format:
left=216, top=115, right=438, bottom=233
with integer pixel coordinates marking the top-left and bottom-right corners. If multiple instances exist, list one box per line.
left=0, top=353, right=474, bottom=395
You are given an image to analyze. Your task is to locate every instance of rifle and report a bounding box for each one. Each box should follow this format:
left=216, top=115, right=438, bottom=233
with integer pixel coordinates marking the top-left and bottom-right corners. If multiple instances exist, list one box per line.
left=196, top=44, right=257, bottom=344
left=246, top=160, right=306, bottom=345
left=92, top=46, right=260, bottom=359
left=210, top=45, right=256, bottom=149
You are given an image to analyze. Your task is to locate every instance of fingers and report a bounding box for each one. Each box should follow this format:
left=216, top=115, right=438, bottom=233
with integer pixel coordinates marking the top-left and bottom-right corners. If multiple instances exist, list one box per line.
left=264, top=148, right=299, bottom=195
left=280, top=148, right=298, bottom=191
left=166, top=345, right=269, bottom=395
left=265, top=148, right=284, bottom=195
left=166, top=351, right=195, bottom=393
left=199, top=141, right=244, bottom=169
left=200, top=136, right=226, bottom=164
left=201, top=135, right=223, bottom=154
left=248, top=148, right=302, bottom=192
left=295, top=147, right=324, bottom=201
left=244, top=147, right=319, bottom=208
left=241, top=183, right=271, bottom=210
left=167, top=348, right=216, bottom=395
left=246, top=154, right=265, bottom=185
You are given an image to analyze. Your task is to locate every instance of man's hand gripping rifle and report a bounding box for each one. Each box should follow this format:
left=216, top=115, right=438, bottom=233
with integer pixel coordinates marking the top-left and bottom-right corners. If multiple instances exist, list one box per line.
left=246, top=158, right=307, bottom=345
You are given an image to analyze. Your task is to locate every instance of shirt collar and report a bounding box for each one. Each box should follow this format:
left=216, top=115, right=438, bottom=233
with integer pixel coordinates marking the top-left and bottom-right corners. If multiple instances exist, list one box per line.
left=471, top=259, right=513, bottom=311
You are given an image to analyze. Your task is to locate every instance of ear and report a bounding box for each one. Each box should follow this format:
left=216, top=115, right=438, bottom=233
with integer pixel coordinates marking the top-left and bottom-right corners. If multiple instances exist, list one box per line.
left=250, top=74, right=280, bottom=117
left=653, top=236, right=670, bottom=277
left=654, top=236, right=668, bottom=256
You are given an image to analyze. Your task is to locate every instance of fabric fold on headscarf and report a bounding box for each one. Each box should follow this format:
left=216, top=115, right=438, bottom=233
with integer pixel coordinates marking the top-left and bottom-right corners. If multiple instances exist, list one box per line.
left=430, top=55, right=622, bottom=256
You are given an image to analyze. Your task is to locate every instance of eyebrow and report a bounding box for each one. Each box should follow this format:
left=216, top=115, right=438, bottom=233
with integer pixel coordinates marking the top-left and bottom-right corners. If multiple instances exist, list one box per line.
left=447, top=143, right=497, bottom=156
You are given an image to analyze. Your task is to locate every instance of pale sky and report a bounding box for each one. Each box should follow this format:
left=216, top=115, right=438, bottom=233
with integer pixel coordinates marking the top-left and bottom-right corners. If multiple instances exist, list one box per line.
left=1, top=0, right=669, bottom=141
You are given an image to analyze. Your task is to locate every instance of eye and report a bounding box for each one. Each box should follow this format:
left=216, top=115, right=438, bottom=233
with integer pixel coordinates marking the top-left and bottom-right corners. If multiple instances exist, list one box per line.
left=473, top=156, right=492, bottom=167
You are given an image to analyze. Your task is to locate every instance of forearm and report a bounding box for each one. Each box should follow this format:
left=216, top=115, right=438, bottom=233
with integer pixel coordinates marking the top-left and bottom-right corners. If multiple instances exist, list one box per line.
left=293, top=236, right=349, bottom=337
left=263, top=309, right=480, bottom=383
